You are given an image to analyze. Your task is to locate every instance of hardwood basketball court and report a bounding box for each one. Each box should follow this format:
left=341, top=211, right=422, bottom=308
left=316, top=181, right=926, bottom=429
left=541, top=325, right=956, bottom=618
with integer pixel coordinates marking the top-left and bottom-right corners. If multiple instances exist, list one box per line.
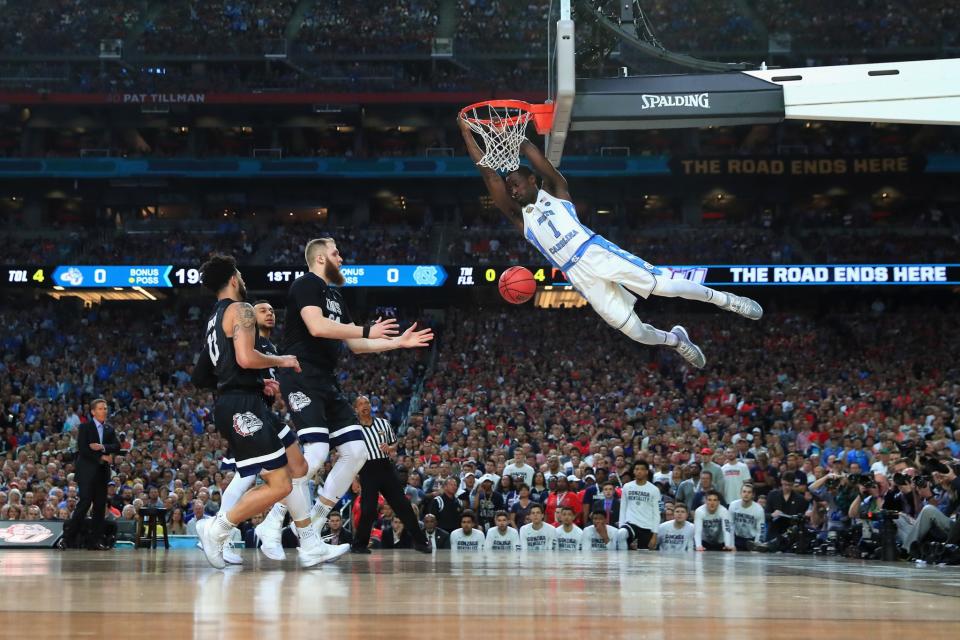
left=1, top=550, right=958, bottom=639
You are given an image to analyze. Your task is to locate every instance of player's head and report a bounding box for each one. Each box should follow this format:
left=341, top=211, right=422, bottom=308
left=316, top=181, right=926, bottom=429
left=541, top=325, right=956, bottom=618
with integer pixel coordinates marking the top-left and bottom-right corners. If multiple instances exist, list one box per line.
left=673, top=503, right=688, bottom=524
left=740, top=483, right=754, bottom=504
left=633, top=460, right=650, bottom=482
left=505, top=165, right=539, bottom=206
left=200, top=254, right=246, bottom=300
left=495, top=510, right=509, bottom=532
left=304, top=237, right=344, bottom=286
left=460, top=510, right=476, bottom=534
left=590, top=510, right=607, bottom=529
left=253, top=300, right=275, bottom=330
left=705, top=489, right=721, bottom=512
left=559, top=506, right=575, bottom=526
left=354, top=395, right=372, bottom=423
left=529, top=503, right=544, bottom=524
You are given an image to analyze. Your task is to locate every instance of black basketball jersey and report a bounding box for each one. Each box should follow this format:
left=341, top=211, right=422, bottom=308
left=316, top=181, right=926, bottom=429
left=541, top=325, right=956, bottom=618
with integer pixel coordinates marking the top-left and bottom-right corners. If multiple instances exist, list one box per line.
left=280, top=272, right=353, bottom=373
left=205, top=298, right=261, bottom=393
left=257, top=334, right=278, bottom=381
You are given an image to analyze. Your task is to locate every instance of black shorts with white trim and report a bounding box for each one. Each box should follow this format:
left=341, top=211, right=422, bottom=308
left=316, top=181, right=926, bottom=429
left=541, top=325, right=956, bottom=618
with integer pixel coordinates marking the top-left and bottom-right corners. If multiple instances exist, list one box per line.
left=215, top=392, right=288, bottom=477
left=277, top=368, right=361, bottom=447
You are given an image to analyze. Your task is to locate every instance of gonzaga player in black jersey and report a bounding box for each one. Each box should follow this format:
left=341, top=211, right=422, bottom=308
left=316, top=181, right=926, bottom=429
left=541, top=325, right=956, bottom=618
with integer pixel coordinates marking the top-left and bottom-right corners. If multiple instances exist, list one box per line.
left=459, top=118, right=763, bottom=368
left=197, top=255, right=347, bottom=569
left=271, top=237, right=433, bottom=538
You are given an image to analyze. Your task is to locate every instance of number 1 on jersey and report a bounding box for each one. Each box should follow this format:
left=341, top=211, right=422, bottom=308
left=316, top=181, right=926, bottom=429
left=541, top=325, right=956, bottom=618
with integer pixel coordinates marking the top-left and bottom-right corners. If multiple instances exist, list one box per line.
left=537, top=211, right=561, bottom=239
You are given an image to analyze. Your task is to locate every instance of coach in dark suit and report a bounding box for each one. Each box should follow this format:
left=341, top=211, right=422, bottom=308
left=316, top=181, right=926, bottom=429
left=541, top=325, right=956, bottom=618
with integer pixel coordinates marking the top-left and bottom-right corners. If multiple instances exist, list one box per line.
left=64, top=398, right=120, bottom=549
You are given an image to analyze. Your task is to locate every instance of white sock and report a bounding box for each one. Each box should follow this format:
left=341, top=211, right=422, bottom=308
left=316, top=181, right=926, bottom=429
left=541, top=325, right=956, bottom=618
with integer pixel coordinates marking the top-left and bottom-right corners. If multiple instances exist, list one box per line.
left=622, top=314, right=678, bottom=347
left=214, top=512, right=235, bottom=537
left=264, top=502, right=287, bottom=528
left=297, top=523, right=317, bottom=542
left=312, top=502, right=332, bottom=531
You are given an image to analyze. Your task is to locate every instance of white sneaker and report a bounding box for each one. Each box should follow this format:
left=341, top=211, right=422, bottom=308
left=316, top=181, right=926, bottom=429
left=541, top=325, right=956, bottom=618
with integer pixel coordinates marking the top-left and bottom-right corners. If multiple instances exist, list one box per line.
left=671, top=325, right=706, bottom=369
left=254, top=521, right=285, bottom=561
left=322, top=541, right=351, bottom=564
left=223, top=545, right=243, bottom=565
left=297, top=534, right=329, bottom=568
left=722, top=293, right=763, bottom=320
left=197, top=518, right=227, bottom=570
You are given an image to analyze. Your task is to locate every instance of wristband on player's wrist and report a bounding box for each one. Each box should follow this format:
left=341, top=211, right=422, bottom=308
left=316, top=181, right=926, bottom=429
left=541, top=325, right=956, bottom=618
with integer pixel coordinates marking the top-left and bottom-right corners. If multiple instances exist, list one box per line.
left=362, top=324, right=371, bottom=339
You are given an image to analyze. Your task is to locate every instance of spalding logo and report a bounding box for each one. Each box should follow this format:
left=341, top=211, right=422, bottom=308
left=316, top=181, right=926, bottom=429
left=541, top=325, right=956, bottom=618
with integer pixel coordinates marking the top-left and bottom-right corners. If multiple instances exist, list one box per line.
left=640, top=93, right=711, bottom=109
left=232, top=412, right=264, bottom=437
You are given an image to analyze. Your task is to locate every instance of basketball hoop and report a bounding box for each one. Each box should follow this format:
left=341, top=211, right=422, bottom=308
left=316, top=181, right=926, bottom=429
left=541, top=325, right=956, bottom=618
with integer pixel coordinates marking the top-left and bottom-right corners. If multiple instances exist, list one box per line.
left=458, top=100, right=554, bottom=172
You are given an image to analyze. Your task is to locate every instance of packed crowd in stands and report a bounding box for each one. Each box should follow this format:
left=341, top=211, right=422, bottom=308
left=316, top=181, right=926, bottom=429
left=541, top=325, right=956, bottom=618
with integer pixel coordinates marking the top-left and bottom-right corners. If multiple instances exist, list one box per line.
left=140, top=0, right=296, bottom=55
left=2, top=299, right=958, bottom=557
left=270, top=224, right=434, bottom=265
left=755, top=0, right=959, bottom=51
left=295, top=0, right=439, bottom=55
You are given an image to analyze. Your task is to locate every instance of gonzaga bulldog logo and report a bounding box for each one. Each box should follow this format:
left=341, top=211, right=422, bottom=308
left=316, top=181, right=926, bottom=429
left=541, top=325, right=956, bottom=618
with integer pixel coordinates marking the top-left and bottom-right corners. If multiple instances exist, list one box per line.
left=288, top=391, right=312, bottom=412
left=232, top=412, right=264, bottom=437
left=0, top=523, right=55, bottom=544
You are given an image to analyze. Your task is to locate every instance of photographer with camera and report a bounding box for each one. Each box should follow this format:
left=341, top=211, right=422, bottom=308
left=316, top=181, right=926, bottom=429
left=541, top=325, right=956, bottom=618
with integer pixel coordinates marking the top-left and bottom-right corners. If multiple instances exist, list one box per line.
left=766, top=475, right=808, bottom=544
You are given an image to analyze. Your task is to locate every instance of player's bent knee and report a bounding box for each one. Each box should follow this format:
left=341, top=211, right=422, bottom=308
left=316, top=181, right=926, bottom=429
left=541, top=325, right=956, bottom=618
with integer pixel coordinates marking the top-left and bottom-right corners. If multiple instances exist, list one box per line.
left=286, top=451, right=308, bottom=478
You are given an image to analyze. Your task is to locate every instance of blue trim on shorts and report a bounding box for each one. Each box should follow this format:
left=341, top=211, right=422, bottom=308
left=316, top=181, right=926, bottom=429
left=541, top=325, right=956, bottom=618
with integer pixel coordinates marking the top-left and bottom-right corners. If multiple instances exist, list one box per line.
left=297, top=429, right=329, bottom=445
left=558, top=234, right=599, bottom=272
left=330, top=428, right=364, bottom=448
left=591, top=236, right=662, bottom=275
left=219, top=458, right=236, bottom=472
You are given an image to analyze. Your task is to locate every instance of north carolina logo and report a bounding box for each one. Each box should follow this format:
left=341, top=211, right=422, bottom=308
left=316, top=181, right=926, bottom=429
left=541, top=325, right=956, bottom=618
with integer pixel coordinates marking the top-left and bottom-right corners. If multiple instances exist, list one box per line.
left=413, top=266, right=440, bottom=286
left=288, top=392, right=312, bottom=412
left=232, top=412, right=264, bottom=437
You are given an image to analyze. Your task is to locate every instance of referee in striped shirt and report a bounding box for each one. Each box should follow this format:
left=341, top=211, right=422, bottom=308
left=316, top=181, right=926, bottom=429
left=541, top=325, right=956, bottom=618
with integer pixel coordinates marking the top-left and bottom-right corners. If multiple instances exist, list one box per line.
left=352, top=395, right=430, bottom=554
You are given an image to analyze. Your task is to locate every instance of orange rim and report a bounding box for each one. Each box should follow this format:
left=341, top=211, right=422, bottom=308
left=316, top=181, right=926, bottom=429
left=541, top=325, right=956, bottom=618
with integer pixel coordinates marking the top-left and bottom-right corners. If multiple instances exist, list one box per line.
left=459, top=99, right=554, bottom=134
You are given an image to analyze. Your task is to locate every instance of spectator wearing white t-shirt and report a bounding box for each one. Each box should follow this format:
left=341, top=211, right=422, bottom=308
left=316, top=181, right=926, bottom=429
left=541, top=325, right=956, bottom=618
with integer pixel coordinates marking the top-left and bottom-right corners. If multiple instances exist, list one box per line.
left=554, top=506, right=583, bottom=551
left=728, top=484, right=765, bottom=550
left=657, top=503, right=695, bottom=554
left=450, top=510, right=485, bottom=552
left=485, top=511, right=520, bottom=551
left=582, top=510, right=629, bottom=551
left=720, top=449, right=751, bottom=506
left=519, top=504, right=556, bottom=551
left=503, top=451, right=535, bottom=488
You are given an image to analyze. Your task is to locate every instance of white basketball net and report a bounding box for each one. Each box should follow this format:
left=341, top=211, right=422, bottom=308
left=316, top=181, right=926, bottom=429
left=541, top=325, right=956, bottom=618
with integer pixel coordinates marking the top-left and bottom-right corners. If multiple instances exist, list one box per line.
left=460, top=103, right=534, bottom=172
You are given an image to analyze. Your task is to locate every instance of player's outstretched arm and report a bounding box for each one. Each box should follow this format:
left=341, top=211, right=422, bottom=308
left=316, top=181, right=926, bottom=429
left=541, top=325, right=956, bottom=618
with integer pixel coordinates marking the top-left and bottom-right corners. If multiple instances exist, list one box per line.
left=519, top=139, right=570, bottom=201
left=458, top=118, right=523, bottom=231
left=301, top=306, right=398, bottom=341
left=346, top=321, right=433, bottom=354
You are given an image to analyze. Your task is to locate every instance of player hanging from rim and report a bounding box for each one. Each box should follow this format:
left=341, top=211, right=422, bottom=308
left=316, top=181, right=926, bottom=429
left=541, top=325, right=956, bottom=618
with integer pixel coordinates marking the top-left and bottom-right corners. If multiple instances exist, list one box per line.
left=255, top=237, right=434, bottom=555
left=458, top=118, right=763, bottom=368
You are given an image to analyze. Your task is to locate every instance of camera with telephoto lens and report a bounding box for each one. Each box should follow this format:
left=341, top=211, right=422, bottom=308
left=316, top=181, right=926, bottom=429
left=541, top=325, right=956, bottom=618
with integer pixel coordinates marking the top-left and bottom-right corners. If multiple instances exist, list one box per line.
left=849, top=474, right=876, bottom=490
left=824, top=475, right=844, bottom=491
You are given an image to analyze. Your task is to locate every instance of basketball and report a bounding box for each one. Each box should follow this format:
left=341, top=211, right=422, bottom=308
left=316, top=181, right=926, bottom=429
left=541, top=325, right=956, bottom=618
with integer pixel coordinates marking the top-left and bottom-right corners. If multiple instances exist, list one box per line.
left=498, top=266, right=537, bottom=304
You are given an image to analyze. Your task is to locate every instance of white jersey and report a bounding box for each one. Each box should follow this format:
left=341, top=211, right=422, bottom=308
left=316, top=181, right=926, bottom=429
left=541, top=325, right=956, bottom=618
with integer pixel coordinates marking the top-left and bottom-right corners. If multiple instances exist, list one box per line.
left=657, top=521, right=695, bottom=554
left=519, top=523, right=557, bottom=551
left=485, top=526, right=521, bottom=552
left=728, top=499, right=765, bottom=542
left=619, top=480, right=662, bottom=531
left=450, top=528, right=485, bottom=552
left=581, top=525, right=629, bottom=551
left=554, top=524, right=583, bottom=552
left=522, top=189, right=595, bottom=271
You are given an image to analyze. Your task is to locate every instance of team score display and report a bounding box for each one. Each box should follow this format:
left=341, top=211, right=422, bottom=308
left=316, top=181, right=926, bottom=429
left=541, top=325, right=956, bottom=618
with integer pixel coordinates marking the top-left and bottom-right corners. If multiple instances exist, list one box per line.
left=173, top=268, right=201, bottom=285
left=483, top=267, right=565, bottom=285
left=7, top=268, right=46, bottom=284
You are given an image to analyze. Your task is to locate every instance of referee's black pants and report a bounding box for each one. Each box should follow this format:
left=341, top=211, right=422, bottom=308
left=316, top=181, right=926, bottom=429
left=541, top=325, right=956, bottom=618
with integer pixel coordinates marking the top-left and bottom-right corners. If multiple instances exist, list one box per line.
left=354, top=459, right=427, bottom=549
